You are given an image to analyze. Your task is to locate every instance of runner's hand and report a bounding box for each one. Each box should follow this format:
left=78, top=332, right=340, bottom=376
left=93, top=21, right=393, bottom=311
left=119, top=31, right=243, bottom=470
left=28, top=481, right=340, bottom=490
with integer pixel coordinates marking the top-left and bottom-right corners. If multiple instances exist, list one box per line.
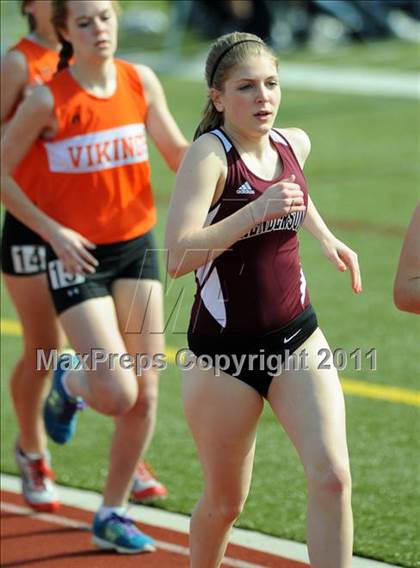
left=47, top=226, right=98, bottom=275
left=251, top=175, right=306, bottom=223
left=320, top=236, right=362, bottom=294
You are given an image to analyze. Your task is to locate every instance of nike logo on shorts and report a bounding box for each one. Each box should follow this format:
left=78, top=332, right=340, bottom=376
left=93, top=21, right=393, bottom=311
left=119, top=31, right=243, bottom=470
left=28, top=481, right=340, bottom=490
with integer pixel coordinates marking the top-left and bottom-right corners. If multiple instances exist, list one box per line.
left=283, top=328, right=302, bottom=344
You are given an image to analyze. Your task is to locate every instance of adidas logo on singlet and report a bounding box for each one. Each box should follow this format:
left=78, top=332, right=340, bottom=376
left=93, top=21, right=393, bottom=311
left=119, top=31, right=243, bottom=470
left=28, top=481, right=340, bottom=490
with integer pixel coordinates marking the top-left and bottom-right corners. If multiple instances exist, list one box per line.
left=236, top=181, right=255, bottom=194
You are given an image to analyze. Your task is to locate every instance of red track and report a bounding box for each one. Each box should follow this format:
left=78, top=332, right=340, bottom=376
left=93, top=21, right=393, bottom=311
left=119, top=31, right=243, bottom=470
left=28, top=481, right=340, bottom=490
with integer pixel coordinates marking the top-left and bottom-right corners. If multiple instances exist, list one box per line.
left=1, top=489, right=308, bottom=568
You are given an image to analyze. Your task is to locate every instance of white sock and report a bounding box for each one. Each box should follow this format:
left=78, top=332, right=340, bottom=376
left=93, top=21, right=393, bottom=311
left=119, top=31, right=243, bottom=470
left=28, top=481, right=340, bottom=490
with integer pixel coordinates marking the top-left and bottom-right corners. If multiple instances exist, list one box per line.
left=97, top=505, right=126, bottom=521
left=61, top=369, right=78, bottom=400
left=18, top=446, right=44, bottom=460
left=25, top=451, right=44, bottom=460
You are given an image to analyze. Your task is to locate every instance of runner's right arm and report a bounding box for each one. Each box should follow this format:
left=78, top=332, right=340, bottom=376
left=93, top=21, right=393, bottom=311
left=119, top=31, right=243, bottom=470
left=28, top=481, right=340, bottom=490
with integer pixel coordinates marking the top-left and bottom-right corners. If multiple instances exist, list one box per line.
left=1, top=86, right=98, bottom=274
left=0, top=49, right=27, bottom=135
left=394, top=204, right=420, bottom=314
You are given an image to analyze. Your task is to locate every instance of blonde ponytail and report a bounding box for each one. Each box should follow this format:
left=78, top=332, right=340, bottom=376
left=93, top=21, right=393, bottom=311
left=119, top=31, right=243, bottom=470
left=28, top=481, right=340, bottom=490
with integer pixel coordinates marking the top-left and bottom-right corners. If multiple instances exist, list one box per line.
left=194, top=99, right=223, bottom=141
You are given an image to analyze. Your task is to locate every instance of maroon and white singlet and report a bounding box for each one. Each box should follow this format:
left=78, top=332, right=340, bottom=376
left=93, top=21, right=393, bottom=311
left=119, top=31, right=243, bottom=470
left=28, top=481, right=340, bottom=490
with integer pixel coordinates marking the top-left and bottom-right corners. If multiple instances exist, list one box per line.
left=189, top=128, right=310, bottom=337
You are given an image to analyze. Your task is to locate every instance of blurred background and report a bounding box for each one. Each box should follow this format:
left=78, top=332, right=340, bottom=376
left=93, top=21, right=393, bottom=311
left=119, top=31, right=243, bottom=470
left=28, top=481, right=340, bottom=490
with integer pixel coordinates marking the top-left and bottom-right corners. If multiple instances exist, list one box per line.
left=1, top=1, right=420, bottom=567
left=2, top=0, right=420, bottom=66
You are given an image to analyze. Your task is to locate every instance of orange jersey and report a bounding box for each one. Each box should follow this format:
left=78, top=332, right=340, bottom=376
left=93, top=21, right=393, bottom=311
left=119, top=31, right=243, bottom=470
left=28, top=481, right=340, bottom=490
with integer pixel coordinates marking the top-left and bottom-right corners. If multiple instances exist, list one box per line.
left=36, top=59, right=156, bottom=244
left=9, top=37, right=59, bottom=201
left=13, top=37, right=59, bottom=87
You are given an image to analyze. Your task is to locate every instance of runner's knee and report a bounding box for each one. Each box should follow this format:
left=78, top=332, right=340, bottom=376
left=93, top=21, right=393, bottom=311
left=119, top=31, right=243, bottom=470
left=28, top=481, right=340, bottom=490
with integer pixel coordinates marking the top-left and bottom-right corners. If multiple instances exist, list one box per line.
left=306, top=462, right=351, bottom=496
left=89, top=370, right=138, bottom=416
left=132, top=386, right=159, bottom=420
left=206, top=498, right=246, bottom=525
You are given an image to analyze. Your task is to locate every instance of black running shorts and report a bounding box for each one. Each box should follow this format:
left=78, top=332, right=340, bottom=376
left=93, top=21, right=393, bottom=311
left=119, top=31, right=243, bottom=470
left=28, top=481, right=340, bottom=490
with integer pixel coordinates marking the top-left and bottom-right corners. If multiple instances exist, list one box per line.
left=1, top=212, right=47, bottom=276
left=46, top=231, right=160, bottom=315
left=188, top=304, right=318, bottom=397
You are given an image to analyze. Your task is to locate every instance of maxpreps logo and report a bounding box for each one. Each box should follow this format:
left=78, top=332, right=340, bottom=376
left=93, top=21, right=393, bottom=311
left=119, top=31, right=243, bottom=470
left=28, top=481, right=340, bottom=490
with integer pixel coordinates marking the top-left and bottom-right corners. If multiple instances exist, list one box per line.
left=44, top=123, right=148, bottom=173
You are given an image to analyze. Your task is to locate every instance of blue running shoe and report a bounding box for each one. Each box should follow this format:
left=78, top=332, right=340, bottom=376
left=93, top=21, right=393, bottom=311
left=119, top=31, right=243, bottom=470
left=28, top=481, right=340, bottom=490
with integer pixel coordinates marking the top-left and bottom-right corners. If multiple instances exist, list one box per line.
left=43, top=353, right=84, bottom=444
left=92, top=512, right=156, bottom=554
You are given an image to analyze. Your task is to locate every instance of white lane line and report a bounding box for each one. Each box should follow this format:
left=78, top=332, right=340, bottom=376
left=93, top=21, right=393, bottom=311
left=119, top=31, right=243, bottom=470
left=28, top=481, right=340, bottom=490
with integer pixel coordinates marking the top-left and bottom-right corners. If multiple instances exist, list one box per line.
left=120, top=51, right=420, bottom=100
left=1, top=474, right=397, bottom=567
left=0, top=500, right=265, bottom=568
left=2, top=473, right=308, bottom=563
left=276, top=63, right=420, bottom=99
left=1, top=501, right=90, bottom=530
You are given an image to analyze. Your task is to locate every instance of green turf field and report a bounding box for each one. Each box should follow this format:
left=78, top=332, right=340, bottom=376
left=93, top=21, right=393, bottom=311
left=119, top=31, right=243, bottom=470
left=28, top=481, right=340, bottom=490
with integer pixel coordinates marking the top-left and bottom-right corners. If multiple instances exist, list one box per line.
left=1, top=6, right=420, bottom=565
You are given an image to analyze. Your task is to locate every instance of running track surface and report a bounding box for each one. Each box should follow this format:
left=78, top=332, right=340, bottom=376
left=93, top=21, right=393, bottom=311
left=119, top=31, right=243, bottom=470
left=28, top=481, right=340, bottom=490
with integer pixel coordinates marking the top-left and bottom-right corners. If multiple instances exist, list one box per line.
left=1, top=489, right=307, bottom=568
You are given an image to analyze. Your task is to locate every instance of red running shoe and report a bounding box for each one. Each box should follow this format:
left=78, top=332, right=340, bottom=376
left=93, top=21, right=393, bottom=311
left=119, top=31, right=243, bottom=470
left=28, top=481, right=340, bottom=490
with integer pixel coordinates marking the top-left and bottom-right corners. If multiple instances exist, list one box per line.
left=131, top=462, right=168, bottom=503
left=15, top=445, right=59, bottom=512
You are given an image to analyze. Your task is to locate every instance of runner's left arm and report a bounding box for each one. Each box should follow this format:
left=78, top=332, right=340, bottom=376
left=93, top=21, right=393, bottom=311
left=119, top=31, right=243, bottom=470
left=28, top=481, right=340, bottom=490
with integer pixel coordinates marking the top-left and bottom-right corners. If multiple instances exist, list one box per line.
left=303, top=196, right=361, bottom=294
left=285, top=127, right=362, bottom=294
left=136, top=64, right=189, bottom=171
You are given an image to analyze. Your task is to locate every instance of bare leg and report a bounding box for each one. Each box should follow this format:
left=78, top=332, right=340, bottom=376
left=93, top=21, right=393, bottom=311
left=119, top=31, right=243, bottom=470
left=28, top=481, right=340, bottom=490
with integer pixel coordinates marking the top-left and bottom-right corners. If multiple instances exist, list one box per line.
left=103, top=279, right=164, bottom=506
left=4, top=274, right=64, bottom=454
left=267, top=328, right=353, bottom=568
left=58, top=280, right=164, bottom=507
left=183, top=364, right=264, bottom=568
left=59, top=296, right=139, bottom=416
